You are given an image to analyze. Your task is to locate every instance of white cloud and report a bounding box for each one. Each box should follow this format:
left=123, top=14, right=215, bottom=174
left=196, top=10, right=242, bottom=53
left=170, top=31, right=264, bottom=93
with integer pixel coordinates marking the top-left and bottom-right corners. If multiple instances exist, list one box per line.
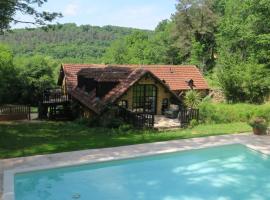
left=63, top=2, right=80, bottom=17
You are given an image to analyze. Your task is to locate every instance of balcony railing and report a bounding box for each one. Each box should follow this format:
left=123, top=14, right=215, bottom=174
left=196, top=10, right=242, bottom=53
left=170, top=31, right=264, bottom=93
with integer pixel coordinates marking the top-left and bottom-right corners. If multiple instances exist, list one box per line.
left=42, top=88, right=70, bottom=104
left=118, top=106, right=155, bottom=128
left=178, top=108, right=199, bottom=127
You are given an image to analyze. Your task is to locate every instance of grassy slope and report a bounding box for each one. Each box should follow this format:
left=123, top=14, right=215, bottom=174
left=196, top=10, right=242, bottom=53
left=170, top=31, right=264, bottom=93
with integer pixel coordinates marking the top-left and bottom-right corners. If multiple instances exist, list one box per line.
left=0, top=121, right=251, bottom=159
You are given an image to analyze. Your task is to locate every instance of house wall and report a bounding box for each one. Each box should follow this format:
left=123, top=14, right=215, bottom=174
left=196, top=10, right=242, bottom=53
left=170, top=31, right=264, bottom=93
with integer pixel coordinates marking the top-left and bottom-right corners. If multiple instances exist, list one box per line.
left=59, top=76, right=68, bottom=95
left=62, top=77, right=67, bottom=94
left=117, top=76, right=177, bottom=115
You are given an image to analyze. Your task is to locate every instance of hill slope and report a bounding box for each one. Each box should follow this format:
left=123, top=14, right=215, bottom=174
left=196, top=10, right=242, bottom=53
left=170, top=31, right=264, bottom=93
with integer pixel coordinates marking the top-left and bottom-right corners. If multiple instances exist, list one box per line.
left=0, top=23, right=151, bottom=63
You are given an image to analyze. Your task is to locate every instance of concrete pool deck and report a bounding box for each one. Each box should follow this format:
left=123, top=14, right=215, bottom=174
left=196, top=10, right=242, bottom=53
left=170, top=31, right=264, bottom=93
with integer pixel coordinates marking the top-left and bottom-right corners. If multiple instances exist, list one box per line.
left=1, top=132, right=270, bottom=200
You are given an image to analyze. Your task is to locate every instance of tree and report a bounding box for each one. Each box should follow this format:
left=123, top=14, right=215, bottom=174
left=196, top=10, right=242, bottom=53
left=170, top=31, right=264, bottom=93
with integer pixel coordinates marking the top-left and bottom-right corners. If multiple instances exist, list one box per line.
left=0, top=44, right=22, bottom=104
left=103, top=31, right=151, bottom=64
left=171, top=0, right=218, bottom=71
left=15, top=55, right=57, bottom=105
left=0, top=0, right=62, bottom=33
left=103, top=27, right=181, bottom=65
left=189, top=38, right=205, bottom=69
left=217, top=0, right=270, bottom=65
left=103, top=39, right=128, bottom=64
left=217, top=58, right=270, bottom=103
left=216, top=0, right=270, bottom=103
left=155, top=19, right=170, bottom=32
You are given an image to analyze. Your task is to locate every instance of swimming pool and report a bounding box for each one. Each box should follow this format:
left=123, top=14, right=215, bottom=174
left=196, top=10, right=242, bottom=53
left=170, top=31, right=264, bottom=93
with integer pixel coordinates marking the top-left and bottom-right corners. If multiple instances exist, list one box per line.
left=15, top=144, right=270, bottom=200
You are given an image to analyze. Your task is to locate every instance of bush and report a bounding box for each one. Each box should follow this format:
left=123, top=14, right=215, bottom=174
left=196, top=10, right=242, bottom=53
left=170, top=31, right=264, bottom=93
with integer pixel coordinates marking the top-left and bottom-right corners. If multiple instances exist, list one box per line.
left=103, top=118, right=124, bottom=129
left=118, top=124, right=133, bottom=134
left=15, top=55, right=57, bottom=105
left=217, top=60, right=270, bottom=103
left=199, top=102, right=270, bottom=124
left=184, top=90, right=202, bottom=108
left=189, top=119, right=199, bottom=128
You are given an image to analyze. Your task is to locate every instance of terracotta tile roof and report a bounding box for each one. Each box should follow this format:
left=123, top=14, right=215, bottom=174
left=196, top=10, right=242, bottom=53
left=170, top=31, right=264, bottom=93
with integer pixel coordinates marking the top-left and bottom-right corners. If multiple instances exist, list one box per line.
left=69, top=68, right=151, bottom=113
left=133, top=65, right=209, bottom=91
left=100, top=68, right=147, bottom=105
left=61, top=64, right=107, bottom=90
left=60, top=64, right=209, bottom=91
left=78, top=66, right=133, bottom=82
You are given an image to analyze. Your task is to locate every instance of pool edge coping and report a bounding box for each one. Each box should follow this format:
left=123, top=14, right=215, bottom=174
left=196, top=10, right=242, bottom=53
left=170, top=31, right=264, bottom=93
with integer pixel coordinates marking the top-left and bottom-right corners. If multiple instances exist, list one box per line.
left=3, top=133, right=269, bottom=200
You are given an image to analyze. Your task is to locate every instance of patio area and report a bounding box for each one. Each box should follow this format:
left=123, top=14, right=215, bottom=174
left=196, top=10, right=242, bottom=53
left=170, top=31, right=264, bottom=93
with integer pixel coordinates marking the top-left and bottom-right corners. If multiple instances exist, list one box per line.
left=154, top=115, right=180, bottom=130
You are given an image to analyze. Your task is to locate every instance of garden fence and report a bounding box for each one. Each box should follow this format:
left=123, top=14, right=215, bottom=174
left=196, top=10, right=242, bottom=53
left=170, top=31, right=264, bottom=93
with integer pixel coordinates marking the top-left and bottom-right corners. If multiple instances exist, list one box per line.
left=0, top=105, right=31, bottom=121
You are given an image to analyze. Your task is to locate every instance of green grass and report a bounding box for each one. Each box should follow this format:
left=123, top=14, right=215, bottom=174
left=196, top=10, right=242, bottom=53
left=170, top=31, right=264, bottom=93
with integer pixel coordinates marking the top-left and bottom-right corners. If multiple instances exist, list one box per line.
left=0, top=121, right=251, bottom=159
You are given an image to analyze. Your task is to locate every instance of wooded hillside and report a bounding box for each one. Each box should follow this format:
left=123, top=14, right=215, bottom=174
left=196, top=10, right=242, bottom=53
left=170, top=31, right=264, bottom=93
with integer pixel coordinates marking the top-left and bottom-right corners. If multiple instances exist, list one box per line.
left=0, top=23, right=151, bottom=63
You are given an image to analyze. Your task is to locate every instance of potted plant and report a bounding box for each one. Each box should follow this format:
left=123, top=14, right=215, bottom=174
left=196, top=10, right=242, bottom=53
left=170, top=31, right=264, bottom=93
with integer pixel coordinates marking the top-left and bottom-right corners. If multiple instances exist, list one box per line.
left=249, top=117, right=268, bottom=135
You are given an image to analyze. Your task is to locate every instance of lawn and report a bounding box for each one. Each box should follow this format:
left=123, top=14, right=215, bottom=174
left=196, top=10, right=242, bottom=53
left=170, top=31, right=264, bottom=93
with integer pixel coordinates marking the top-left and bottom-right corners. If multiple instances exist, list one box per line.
left=0, top=121, right=252, bottom=159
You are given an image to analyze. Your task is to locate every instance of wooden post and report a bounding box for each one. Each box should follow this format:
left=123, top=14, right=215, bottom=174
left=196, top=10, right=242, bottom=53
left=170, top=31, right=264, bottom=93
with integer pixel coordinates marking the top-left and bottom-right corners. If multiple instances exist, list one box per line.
left=28, top=105, right=31, bottom=120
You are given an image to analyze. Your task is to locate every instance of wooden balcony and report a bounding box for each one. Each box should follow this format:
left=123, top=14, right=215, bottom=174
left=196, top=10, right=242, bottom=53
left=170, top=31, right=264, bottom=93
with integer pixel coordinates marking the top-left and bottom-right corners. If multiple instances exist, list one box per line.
left=41, top=88, right=70, bottom=105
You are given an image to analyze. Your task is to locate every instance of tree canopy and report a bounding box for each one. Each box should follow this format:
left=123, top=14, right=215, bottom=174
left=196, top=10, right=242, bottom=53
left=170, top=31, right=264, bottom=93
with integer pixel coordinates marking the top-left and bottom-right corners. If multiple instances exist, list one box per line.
left=0, top=44, right=57, bottom=105
left=0, top=44, right=21, bottom=104
left=216, top=0, right=270, bottom=103
left=0, top=24, right=146, bottom=63
left=0, top=0, right=61, bottom=33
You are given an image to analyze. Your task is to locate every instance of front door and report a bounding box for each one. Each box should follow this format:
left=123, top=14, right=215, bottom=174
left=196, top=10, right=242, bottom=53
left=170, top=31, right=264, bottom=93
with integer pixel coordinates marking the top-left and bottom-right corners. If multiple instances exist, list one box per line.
left=132, top=84, right=157, bottom=114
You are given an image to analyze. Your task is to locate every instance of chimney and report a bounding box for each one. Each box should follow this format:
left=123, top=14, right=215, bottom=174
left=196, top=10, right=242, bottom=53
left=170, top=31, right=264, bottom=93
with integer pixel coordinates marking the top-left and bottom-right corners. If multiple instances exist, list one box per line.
left=186, top=79, right=194, bottom=89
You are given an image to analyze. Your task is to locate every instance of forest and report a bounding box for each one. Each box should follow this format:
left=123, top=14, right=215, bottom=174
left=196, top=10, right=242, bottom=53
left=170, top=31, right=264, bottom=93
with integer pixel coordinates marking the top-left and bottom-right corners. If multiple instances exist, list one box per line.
left=0, top=0, right=269, bottom=105
left=0, top=23, right=147, bottom=63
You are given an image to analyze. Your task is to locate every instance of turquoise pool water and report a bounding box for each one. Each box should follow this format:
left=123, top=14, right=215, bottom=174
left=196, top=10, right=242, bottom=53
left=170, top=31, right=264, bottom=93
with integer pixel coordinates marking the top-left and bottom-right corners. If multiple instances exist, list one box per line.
left=15, top=144, right=270, bottom=200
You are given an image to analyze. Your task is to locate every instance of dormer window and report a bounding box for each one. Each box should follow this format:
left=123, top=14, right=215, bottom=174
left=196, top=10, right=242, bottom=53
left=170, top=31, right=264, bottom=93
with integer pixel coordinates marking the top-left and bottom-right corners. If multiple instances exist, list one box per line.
left=77, top=75, right=85, bottom=89
left=77, top=76, right=97, bottom=93
left=96, top=81, right=118, bottom=98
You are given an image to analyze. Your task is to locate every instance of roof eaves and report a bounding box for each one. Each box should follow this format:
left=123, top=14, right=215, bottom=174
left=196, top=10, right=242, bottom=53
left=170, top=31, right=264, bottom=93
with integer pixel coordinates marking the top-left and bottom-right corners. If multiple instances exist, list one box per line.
left=69, top=89, right=100, bottom=115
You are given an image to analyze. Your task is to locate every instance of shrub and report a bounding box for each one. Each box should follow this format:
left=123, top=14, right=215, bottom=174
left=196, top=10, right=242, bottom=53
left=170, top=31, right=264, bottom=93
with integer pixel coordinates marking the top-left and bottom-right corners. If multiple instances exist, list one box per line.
left=102, top=118, right=124, bottom=128
left=217, top=59, right=270, bottom=104
left=202, top=95, right=212, bottom=103
left=184, top=90, right=202, bottom=108
left=118, top=124, right=133, bottom=134
left=189, top=119, right=199, bottom=128
left=199, top=102, right=270, bottom=124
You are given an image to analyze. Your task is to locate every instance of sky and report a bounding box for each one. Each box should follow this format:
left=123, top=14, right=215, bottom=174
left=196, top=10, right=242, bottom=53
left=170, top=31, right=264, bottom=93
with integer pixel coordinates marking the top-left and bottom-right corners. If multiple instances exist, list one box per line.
left=13, top=0, right=177, bottom=30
